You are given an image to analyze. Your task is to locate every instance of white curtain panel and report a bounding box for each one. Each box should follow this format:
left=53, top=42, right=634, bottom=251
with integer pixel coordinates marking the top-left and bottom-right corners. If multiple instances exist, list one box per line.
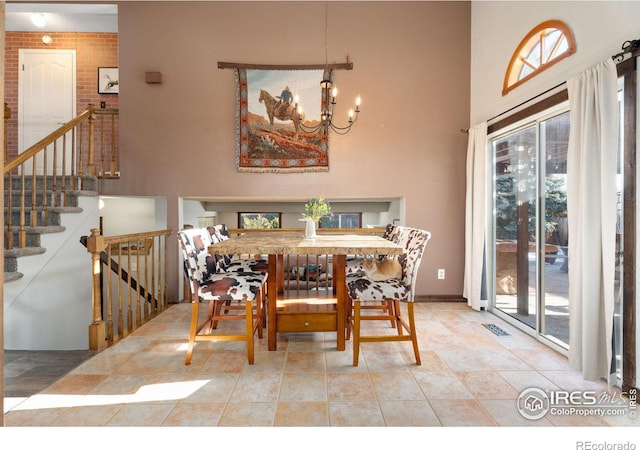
left=566, top=58, right=619, bottom=384
left=463, top=122, right=488, bottom=311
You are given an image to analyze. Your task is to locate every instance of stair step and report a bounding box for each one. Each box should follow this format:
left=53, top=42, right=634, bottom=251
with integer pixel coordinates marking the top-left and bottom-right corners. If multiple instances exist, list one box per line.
left=5, top=247, right=47, bottom=258
left=3, top=190, right=94, bottom=208
left=5, top=226, right=66, bottom=248
left=6, top=225, right=67, bottom=234
left=4, top=194, right=79, bottom=208
left=4, top=210, right=62, bottom=227
left=50, top=206, right=84, bottom=213
left=4, top=206, right=82, bottom=213
left=3, top=175, right=99, bottom=191
left=4, top=247, right=47, bottom=272
left=4, top=272, right=24, bottom=282
left=4, top=209, right=84, bottom=229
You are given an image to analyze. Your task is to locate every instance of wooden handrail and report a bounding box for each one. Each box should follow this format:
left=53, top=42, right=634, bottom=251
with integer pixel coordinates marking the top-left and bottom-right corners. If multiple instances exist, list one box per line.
left=85, top=228, right=173, bottom=353
left=4, top=104, right=119, bottom=250
left=4, top=104, right=119, bottom=174
left=4, top=109, right=92, bottom=173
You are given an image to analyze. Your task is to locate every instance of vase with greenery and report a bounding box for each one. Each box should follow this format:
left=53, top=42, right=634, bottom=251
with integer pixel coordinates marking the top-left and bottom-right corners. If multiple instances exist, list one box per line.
left=301, top=197, right=331, bottom=238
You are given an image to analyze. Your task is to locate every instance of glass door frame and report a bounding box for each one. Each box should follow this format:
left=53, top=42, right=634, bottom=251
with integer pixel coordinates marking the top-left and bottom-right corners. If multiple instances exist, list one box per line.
left=617, top=56, right=637, bottom=394
left=487, top=100, right=571, bottom=356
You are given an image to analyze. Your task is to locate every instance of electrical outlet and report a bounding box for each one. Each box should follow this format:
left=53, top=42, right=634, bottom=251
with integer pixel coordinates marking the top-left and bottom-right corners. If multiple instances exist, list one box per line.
left=437, top=269, right=445, bottom=280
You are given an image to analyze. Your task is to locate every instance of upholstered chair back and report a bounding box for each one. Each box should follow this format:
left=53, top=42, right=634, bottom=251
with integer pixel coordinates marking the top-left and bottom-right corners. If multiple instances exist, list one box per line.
left=388, top=225, right=410, bottom=268
left=383, top=223, right=401, bottom=244
left=206, top=224, right=238, bottom=271
left=212, top=224, right=231, bottom=241
left=397, top=227, right=431, bottom=297
left=177, top=228, right=217, bottom=289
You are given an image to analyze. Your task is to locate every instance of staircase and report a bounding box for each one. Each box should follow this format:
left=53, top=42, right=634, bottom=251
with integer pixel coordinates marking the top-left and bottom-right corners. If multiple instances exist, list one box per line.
left=3, top=105, right=120, bottom=350
left=3, top=105, right=119, bottom=283
left=4, top=175, right=100, bottom=282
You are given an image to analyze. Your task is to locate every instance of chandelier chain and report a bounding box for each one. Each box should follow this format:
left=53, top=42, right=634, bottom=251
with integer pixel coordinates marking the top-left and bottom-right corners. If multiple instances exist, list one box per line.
left=295, top=1, right=360, bottom=136
left=324, top=2, right=329, bottom=68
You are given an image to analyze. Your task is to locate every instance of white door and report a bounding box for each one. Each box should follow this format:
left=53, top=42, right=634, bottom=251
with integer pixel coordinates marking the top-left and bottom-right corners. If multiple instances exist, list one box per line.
left=18, top=49, right=76, bottom=173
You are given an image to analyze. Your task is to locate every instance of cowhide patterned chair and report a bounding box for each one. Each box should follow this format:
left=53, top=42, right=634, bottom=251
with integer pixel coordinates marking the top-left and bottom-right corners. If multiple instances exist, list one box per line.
left=178, top=227, right=268, bottom=365
left=344, top=223, right=400, bottom=275
left=207, top=224, right=269, bottom=325
left=207, top=224, right=269, bottom=274
left=346, top=226, right=431, bottom=366
left=345, top=223, right=402, bottom=328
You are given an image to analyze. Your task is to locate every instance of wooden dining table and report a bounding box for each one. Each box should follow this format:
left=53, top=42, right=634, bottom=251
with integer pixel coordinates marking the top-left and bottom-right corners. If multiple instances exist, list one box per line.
left=208, top=232, right=404, bottom=351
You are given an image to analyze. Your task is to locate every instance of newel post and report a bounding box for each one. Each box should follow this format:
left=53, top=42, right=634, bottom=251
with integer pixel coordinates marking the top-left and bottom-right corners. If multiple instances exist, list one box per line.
left=87, top=228, right=106, bottom=352
left=87, top=103, right=96, bottom=176
left=4, top=103, right=11, bottom=164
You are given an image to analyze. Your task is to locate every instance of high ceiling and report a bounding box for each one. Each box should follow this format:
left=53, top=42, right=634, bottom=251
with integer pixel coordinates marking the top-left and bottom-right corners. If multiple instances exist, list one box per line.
left=5, top=3, right=118, bottom=32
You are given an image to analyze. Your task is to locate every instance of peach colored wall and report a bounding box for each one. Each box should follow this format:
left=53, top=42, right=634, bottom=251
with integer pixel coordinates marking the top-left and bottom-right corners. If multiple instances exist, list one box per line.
left=103, top=1, right=471, bottom=298
left=4, top=32, right=119, bottom=158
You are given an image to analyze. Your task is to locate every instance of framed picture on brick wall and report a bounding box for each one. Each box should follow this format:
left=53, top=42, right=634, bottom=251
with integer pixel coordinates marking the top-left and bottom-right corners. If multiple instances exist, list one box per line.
left=98, top=67, right=119, bottom=94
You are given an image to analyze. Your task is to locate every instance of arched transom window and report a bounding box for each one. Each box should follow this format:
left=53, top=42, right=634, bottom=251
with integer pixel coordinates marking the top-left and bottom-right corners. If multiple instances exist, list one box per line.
left=503, top=20, right=576, bottom=96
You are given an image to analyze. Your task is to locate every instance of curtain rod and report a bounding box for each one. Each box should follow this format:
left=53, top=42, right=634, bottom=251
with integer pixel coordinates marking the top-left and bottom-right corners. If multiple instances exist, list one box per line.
left=460, top=81, right=567, bottom=132
left=612, top=39, right=640, bottom=63
left=486, top=81, right=566, bottom=125
left=218, top=61, right=353, bottom=71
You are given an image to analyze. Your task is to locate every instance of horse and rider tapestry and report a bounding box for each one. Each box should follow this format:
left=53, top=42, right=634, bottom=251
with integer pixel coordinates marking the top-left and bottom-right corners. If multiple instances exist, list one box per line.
left=234, top=67, right=330, bottom=173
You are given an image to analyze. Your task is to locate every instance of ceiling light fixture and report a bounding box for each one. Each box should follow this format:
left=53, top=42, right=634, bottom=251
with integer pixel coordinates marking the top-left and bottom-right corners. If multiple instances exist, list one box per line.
left=30, top=13, right=47, bottom=28
left=294, top=3, right=360, bottom=136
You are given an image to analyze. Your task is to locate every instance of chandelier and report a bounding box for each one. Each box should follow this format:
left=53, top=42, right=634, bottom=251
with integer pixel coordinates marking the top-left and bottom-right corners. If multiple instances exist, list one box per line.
left=294, top=4, right=361, bottom=136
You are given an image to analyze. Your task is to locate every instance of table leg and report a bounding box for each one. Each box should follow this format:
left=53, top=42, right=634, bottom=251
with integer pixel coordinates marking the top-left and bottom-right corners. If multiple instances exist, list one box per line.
left=277, top=254, right=284, bottom=295
left=268, top=254, right=279, bottom=351
left=334, top=254, right=346, bottom=351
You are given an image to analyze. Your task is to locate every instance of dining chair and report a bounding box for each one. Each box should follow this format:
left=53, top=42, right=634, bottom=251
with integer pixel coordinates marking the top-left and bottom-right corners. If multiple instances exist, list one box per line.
left=178, top=227, right=268, bottom=365
left=346, top=226, right=431, bottom=366
left=208, top=224, right=269, bottom=274
left=345, top=223, right=399, bottom=275
left=345, top=223, right=402, bottom=328
left=207, top=224, right=269, bottom=329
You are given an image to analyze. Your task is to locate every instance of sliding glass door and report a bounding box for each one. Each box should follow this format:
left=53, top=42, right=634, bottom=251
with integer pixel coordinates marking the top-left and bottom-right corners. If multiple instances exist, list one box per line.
left=492, top=108, right=571, bottom=347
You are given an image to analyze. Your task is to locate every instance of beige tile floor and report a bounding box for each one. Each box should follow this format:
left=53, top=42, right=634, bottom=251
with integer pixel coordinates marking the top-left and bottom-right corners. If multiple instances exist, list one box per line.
left=3, top=302, right=638, bottom=435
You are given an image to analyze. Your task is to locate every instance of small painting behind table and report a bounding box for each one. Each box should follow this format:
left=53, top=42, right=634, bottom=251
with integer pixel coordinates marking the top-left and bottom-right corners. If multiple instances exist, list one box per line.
left=236, top=67, right=329, bottom=173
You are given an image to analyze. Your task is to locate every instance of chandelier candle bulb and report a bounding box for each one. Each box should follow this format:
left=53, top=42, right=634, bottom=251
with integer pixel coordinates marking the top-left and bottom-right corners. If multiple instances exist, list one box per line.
left=296, top=72, right=360, bottom=135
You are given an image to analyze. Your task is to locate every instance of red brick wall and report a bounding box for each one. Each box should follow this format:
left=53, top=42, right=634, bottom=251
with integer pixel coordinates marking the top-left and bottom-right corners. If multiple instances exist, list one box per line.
left=4, top=32, right=118, bottom=159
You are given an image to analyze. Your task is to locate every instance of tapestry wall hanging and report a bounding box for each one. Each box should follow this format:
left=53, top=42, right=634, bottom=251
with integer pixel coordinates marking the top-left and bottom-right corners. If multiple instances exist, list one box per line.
left=235, top=67, right=329, bottom=173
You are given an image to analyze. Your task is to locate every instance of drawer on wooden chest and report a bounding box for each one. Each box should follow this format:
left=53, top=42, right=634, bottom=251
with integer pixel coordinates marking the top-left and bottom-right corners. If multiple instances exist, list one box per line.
left=276, top=313, right=336, bottom=332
